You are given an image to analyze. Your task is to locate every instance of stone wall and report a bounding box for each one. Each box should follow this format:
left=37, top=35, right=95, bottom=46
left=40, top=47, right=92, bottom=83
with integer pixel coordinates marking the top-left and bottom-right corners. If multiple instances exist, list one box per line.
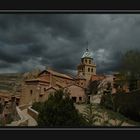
left=19, top=84, right=39, bottom=105
left=6, top=105, right=29, bottom=126
left=27, top=106, right=38, bottom=121
left=90, top=94, right=102, bottom=104
left=64, top=85, right=87, bottom=103
left=6, top=107, right=28, bottom=126
left=19, top=104, right=31, bottom=110
left=20, top=83, right=58, bottom=106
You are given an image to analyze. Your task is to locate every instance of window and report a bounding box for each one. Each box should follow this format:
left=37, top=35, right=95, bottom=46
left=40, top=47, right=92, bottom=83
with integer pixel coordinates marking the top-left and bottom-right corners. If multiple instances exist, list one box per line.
left=81, top=82, right=83, bottom=85
left=44, top=88, right=46, bottom=92
left=88, top=68, right=90, bottom=72
left=79, top=97, right=82, bottom=101
left=89, top=60, right=91, bottom=64
left=72, top=97, right=77, bottom=103
left=85, top=59, right=87, bottom=63
left=91, top=68, right=93, bottom=72
left=40, top=94, right=43, bottom=97
left=30, top=90, right=33, bottom=95
left=88, top=96, right=90, bottom=101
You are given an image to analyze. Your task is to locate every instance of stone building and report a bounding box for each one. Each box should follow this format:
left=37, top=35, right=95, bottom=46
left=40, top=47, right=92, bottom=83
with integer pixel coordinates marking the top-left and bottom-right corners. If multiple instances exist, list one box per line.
left=64, top=84, right=86, bottom=103
left=0, top=93, right=20, bottom=106
left=19, top=69, right=75, bottom=105
left=75, top=74, right=86, bottom=88
left=77, top=48, right=96, bottom=86
left=19, top=48, right=99, bottom=105
left=90, top=74, right=106, bottom=82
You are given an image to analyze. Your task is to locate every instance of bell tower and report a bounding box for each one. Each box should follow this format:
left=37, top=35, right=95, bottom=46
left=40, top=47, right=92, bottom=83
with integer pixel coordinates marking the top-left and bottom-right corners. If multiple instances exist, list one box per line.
left=77, top=48, right=96, bottom=81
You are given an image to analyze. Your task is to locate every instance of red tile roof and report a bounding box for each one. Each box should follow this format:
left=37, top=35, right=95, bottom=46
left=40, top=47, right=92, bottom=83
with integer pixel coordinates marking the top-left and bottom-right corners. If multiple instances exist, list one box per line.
left=0, top=92, right=11, bottom=98
left=90, top=74, right=106, bottom=81
left=39, top=69, right=74, bottom=80
left=25, top=78, right=49, bottom=83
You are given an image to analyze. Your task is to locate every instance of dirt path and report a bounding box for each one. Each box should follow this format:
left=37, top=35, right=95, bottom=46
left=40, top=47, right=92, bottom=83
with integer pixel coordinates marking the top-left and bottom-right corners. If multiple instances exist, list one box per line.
left=22, top=109, right=37, bottom=126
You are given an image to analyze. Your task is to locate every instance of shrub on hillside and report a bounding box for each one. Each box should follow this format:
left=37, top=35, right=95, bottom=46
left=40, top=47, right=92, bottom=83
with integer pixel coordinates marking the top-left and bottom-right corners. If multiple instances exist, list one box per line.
left=32, top=90, right=88, bottom=127
left=100, top=93, right=115, bottom=111
left=32, top=102, right=44, bottom=112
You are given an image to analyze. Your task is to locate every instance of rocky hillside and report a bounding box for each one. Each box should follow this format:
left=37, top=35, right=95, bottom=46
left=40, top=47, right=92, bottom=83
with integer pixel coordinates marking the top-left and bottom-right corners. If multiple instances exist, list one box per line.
left=0, top=73, right=23, bottom=94
left=0, top=69, right=41, bottom=95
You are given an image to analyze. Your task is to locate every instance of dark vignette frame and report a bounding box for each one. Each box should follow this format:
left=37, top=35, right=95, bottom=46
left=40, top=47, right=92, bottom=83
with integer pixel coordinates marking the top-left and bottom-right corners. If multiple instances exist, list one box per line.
left=0, top=0, right=140, bottom=139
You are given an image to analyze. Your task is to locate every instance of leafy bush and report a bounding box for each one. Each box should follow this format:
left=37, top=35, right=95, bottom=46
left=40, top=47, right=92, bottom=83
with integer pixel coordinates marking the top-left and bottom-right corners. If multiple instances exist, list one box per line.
left=100, top=94, right=115, bottom=111
left=88, top=80, right=100, bottom=95
left=33, top=90, right=88, bottom=127
left=32, top=102, right=44, bottom=112
left=6, top=114, right=13, bottom=124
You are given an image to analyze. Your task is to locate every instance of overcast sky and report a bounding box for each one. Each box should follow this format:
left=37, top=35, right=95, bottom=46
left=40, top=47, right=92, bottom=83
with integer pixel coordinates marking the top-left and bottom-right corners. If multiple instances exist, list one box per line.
left=0, top=14, right=140, bottom=75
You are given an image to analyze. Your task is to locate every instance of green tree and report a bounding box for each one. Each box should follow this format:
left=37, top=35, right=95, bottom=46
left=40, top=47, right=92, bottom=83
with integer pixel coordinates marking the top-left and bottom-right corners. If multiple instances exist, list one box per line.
left=100, top=82, right=116, bottom=111
left=32, top=102, right=44, bottom=112
left=121, top=50, right=140, bottom=74
left=83, top=103, right=101, bottom=126
left=35, top=90, right=87, bottom=127
left=119, top=50, right=140, bottom=91
left=88, top=80, right=100, bottom=95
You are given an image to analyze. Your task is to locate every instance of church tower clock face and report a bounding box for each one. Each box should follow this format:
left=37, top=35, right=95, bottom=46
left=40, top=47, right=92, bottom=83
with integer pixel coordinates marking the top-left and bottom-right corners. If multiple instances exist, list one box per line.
left=77, top=48, right=96, bottom=81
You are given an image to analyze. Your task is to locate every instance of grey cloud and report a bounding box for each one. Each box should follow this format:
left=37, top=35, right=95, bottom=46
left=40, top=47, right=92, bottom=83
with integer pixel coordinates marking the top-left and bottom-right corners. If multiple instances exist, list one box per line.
left=0, top=14, right=139, bottom=74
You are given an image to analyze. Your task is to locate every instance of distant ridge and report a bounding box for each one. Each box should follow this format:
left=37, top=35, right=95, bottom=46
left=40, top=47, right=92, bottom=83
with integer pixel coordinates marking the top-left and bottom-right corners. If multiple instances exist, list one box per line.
left=0, top=72, right=23, bottom=94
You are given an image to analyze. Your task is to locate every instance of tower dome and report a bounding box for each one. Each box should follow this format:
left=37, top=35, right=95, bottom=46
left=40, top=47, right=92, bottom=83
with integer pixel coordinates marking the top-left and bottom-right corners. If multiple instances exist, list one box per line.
left=81, top=48, right=93, bottom=59
left=77, top=47, right=96, bottom=81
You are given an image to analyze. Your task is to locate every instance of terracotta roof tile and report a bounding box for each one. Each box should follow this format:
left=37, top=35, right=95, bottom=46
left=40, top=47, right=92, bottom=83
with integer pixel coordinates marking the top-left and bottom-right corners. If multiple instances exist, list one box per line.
left=90, top=74, right=106, bottom=81
left=0, top=92, right=11, bottom=98
left=39, top=69, right=74, bottom=79
left=25, top=78, right=49, bottom=83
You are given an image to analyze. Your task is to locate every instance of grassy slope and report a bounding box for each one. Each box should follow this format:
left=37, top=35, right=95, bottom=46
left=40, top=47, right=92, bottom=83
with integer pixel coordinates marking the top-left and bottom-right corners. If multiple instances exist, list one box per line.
left=96, top=105, right=140, bottom=126
left=75, top=104, right=140, bottom=126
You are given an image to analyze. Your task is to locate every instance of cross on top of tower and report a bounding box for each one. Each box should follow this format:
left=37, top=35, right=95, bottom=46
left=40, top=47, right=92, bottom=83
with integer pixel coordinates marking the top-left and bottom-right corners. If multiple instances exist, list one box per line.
left=86, top=41, right=89, bottom=51
left=82, top=41, right=93, bottom=59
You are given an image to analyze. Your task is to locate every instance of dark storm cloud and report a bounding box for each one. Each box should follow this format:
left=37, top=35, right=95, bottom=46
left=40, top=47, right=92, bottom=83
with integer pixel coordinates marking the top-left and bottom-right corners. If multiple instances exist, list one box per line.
left=0, top=14, right=86, bottom=45
left=0, top=14, right=140, bottom=74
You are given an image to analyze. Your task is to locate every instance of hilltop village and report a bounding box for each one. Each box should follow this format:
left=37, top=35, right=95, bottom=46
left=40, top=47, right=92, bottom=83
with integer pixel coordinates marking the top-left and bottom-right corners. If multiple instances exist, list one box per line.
left=0, top=48, right=137, bottom=126
left=18, top=48, right=128, bottom=106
